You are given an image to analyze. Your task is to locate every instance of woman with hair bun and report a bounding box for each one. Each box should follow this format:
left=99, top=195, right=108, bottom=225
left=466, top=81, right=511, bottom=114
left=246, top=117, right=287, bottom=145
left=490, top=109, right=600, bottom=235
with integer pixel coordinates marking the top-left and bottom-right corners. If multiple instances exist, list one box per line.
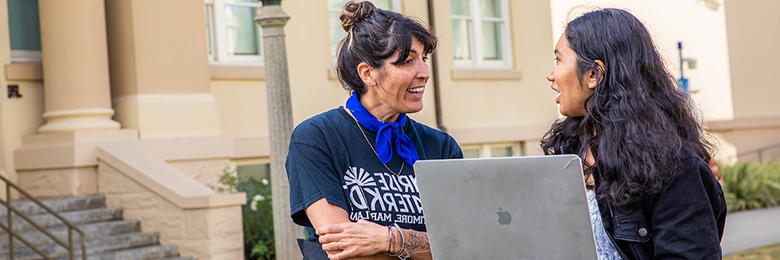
left=286, top=1, right=461, bottom=259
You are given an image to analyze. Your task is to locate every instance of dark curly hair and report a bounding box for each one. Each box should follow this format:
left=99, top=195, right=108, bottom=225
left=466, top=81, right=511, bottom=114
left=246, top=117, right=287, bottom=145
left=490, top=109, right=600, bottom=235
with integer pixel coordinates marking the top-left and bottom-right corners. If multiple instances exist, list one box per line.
left=336, top=0, right=438, bottom=94
left=541, top=8, right=714, bottom=211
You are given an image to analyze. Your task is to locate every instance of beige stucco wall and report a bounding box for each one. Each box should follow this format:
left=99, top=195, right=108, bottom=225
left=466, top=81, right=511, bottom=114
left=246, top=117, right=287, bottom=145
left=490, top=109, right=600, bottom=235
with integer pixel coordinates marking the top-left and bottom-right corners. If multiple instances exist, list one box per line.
left=706, top=0, right=780, bottom=162
left=17, top=167, right=98, bottom=198
left=0, top=0, right=8, bottom=178
left=0, top=5, right=6, bottom=63
left=550, top=0, right=735, bottom=121
left=212, top=0, right=556, bottom=149
left=107, top=0, right=211, bottom=96
left=282, top=0, right=352, bottom=124
left=0, top=0, right=10, bottom=199
left=211, top=80, right=270, bottom=138
left=0, top=80, right=44, bottom=182
left=99, top=161, right=244, bottom=259
left=724, top=0, right=780, bottom=119
left=211, top=0, right=440, bottom=140
left=104, top=0, right=138, bottom=98
left=170, top=158, right=232, bottom=190
left=715, top=128, right=780, bottom=163
left=106, top=0, right=221, bottom=139
left=207, top=0, right=342, bottom=139
left=434, top=0, right=557, bottom=145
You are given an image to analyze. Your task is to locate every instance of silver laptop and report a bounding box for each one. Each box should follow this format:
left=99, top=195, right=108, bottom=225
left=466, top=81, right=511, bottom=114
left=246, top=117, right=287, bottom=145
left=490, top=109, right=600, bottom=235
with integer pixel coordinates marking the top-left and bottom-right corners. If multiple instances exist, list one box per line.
left=414, top=155, right=597, bottom=260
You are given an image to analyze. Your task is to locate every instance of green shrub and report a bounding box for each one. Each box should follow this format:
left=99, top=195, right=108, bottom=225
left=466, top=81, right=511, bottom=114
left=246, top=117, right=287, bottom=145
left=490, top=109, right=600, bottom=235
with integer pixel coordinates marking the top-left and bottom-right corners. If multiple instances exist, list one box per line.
left=216, top=167, right=275, bottom=260
left=767, top=160, right=780, bottom=182
left=720, top=160, right=780, bottom=212
left=238, top=178, right=275, bottom=260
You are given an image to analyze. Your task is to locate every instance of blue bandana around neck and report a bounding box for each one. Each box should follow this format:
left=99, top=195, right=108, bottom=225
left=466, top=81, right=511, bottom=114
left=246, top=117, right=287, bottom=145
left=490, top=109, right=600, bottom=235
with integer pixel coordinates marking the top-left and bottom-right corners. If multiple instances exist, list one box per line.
left=345, top=92, right=419, bottom=167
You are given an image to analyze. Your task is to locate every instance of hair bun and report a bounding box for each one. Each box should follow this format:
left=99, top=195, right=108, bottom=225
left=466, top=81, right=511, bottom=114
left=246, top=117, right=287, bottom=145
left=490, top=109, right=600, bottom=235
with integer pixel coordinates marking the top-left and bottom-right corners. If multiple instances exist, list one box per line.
left=340, top=0, right=376, bottom=32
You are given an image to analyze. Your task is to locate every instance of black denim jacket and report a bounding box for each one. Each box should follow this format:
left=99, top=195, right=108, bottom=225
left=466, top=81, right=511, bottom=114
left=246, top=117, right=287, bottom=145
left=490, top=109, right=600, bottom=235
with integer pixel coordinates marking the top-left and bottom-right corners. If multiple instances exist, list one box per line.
left=594, top=157, right=726, bottom=259
left=560, top=144, right=727, bottom=259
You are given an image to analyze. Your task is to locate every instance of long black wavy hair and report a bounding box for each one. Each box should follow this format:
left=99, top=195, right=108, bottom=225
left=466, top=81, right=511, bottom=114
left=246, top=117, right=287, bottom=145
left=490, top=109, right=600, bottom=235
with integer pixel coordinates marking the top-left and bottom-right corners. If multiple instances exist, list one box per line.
left=541, top=8, right=714, bottom=211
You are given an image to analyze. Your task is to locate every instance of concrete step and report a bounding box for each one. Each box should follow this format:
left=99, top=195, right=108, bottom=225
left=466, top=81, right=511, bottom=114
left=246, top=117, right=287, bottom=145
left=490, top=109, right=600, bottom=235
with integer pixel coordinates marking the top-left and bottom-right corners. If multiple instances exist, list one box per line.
left=0, top=219, right=140, bottom=250
left=0, top=195, right=190, bottom=260
left=0, top=196, right=106, bottom=217
left=0, top=208, right=122, bottom=234
left=165, top=257, right=197, bottom=260
left=10, top=232, right=160, bottom=260
left=73, top=244, right=180, bottom=260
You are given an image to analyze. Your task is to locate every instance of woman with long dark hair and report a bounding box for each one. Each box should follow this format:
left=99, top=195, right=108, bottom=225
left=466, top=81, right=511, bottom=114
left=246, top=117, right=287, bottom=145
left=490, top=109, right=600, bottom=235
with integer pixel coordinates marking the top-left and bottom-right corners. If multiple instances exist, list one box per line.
left=543, top=8, right=726, bottom=259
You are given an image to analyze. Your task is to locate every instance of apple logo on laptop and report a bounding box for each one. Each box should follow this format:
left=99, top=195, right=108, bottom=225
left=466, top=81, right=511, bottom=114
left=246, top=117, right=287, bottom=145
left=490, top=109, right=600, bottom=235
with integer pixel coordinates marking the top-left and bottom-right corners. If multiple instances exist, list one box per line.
left=496, top=207, right=512, bottom=225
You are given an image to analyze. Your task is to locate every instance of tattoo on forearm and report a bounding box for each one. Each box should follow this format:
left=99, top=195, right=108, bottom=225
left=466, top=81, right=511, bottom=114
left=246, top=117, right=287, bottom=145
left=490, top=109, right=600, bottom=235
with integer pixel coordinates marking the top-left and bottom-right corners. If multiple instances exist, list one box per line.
left=389, top=228, right=431, bottom=259
left=406, top=230, right=430, bottom=254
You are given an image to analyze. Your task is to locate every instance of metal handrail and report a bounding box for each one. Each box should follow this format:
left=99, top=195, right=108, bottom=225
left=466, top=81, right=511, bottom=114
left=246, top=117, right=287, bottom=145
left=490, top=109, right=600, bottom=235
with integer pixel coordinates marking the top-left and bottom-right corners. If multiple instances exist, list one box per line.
left=736, top=142, right=780, bottom=163
left=0, top=222, right=50, bottom=259
left=0, top=174, right=87, bottom=260
left=0, top=200, right=72, bottom=249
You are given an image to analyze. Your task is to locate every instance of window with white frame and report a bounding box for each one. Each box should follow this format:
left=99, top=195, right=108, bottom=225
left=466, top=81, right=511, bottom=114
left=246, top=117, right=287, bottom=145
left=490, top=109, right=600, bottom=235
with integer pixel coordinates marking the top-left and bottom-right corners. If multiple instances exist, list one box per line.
left=462, top=147, right=481, bottom=158
left=235, top=163, right=271, bottom=183
left=328, top=0, right=402, bottom=60
left=450, top=0, right=511, bottom=68
left=205, top=0, right=263, bottom=65
left=461, top=142, right=521, bottom=158
left=8, top=0, right=42, bottom=62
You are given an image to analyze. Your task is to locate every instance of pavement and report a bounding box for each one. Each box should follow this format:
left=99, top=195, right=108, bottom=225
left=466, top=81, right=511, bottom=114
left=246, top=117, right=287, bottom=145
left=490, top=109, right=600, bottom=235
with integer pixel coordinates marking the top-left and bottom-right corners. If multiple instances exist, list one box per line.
left=722, top=206, right=780, bottom=255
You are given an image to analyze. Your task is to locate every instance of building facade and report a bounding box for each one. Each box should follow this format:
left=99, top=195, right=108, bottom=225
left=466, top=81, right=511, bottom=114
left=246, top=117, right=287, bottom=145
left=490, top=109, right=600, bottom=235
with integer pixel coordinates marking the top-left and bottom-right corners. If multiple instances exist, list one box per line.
left=0, top=0, right=778, bottom=258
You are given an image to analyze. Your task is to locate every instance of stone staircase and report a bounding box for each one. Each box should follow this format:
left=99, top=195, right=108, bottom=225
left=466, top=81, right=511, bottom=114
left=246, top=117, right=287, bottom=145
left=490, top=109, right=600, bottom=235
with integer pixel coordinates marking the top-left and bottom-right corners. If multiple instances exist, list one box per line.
left=0, top=195, right=194, bottom=260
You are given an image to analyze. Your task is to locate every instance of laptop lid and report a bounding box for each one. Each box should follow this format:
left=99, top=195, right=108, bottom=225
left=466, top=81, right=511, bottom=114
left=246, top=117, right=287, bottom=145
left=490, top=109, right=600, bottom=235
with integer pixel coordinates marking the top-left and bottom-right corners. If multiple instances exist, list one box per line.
left=414, top=155, right=597, bottom=260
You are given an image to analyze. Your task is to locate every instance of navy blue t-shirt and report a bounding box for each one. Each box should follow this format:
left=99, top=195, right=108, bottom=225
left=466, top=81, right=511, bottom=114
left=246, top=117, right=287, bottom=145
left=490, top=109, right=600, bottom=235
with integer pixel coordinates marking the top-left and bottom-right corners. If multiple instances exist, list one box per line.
left=287, top=108, right=463, bottom=232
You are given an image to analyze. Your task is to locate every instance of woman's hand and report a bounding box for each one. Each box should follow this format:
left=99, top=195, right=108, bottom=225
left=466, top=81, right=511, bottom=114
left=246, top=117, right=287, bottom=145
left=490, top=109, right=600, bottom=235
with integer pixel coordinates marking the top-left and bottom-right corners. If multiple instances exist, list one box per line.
left=318, top=219, right=390, bottom=260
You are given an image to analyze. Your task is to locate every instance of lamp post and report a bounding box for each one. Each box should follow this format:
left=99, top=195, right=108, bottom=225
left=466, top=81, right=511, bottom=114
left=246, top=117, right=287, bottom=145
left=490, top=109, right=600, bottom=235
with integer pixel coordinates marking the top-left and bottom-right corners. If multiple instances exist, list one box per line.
left=255, top=1, right=300, bottom=259
left=678, top=41, right=689, bottom=93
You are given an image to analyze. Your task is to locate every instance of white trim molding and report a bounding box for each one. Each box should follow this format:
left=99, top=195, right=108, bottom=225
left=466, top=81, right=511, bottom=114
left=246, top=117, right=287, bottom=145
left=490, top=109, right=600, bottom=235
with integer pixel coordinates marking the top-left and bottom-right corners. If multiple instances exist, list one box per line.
left=11, top=50, right=42, bottom=63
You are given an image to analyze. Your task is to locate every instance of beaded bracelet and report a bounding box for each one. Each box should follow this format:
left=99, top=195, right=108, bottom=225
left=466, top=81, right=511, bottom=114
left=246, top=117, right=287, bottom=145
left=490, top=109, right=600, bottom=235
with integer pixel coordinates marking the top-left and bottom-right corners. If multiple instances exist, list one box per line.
left=393, top=223, right=407, bottom=258
left=385, top=223, right=403, bottom=257
left=386, top=224, right=394, bottom=254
